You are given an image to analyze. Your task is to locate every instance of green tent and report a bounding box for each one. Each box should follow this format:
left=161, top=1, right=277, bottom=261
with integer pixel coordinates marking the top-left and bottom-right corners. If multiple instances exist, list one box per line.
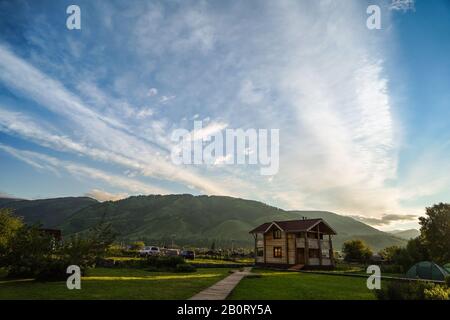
left=444, top=263, right=450, bottom=274
left=406, top=261, right=449, bottom=281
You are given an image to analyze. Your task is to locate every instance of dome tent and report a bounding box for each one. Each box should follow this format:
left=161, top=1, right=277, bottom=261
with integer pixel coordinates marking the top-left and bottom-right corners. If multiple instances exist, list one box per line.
left=444, top=263, right=450, bottom=273
left=406, top=261, right=449, bottom=281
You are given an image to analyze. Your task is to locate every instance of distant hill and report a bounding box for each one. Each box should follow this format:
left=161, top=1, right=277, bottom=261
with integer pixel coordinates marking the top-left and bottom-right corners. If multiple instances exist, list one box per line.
left=57, top=194, right=406, bottom=251
left=0, top=197, right=98, bottom=228
left=0, top=197, right=23, bottom=206
left=388, top=229, right=420, bottom=240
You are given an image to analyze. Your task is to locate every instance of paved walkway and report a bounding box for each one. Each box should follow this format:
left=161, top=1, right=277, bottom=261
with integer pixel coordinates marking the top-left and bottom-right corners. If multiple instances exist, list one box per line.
left=189, top=267, right=252, bottom=300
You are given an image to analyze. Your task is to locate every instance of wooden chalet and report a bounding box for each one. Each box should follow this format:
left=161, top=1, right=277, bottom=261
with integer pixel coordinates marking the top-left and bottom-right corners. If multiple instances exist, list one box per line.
left=249, top=218, right=337, bottom=269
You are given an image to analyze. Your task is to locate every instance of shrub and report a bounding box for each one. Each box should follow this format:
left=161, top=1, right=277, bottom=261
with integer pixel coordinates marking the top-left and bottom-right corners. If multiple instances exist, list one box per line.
left=4, top=226, right=54, bottom=278
left=35, top=259, right=69, bottom=281
left=175, top=263, right=196, bottom=273
left=146, top=255, right=185, bottom=270
left=424, top=284, right=450, bottom=300
left=375, top=281, right=433, bottom=300
left=380, top=264, right=404, bottom=274
left=445, top=276, right=450, bottom=287
left=129, top=241, right=145, bottom=251
left=3, top=221, right=116, bottom=279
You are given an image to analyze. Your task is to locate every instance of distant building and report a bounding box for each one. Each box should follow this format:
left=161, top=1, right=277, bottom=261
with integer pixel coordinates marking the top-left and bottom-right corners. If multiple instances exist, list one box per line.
left=249, top=218, right=337, bottom=269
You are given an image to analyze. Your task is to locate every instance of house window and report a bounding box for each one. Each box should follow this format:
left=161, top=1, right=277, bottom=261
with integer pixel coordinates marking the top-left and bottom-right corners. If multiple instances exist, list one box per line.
left=322, top=249, right=329, bottom=258
left=273, top=247, right=282, bottom=258
left=257, top=248, right=264, bottom=257
left=273, top=229, right=282, bottom=239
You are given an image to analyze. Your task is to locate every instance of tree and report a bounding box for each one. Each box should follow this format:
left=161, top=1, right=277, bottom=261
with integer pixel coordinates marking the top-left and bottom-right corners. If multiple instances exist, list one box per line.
left=419, top=203, right=450, bottom=263
left=4, top=224, right=54, bottom=278
left=2, top=219, right=116, bottom=280
left=381, top=237, right=429, bottom=271
left=130, top=241, right=145, bottom=251
left=342, top=240, right=373, bottom=263
left=379, top=246, right=402, bottom=263
left=59, top=221, right=116, bottom=272
left=0, top=208, right=23, bottom=254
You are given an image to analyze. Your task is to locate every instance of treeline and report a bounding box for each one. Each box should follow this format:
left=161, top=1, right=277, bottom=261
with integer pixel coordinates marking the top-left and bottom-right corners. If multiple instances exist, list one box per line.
left=0, top=208, right=115, bottom=280
left=342, top=203, right=450, bottom=270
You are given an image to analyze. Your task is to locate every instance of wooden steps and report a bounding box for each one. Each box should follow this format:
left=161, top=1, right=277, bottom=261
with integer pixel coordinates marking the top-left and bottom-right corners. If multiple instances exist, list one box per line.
left=288, top=264, right=305, bottom=271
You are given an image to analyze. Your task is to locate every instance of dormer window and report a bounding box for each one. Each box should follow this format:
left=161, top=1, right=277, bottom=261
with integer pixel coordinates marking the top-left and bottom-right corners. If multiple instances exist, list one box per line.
left=273, top=229, right=282, bottom=239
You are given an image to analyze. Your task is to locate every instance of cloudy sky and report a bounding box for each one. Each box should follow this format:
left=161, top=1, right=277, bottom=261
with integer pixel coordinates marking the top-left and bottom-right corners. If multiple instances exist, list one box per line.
left=0, top=0, right=449, bottom=230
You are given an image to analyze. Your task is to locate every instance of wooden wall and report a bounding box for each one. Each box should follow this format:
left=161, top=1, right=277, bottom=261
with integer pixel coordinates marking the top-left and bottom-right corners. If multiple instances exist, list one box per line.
left=264, top=228, right=285, bottom=264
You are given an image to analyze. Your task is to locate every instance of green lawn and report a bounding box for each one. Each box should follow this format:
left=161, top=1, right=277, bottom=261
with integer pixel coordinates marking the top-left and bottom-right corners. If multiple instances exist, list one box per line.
left=106, top=256, right=253, bottom=265
left=187, top=258, right=251, bottom=265
left=228, top=269, right=377, bottom=300
left=0, top=267, right=231, bottom=300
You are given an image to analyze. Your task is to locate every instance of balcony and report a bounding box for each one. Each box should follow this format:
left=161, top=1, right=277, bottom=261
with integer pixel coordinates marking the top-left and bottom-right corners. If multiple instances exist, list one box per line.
left=296, top=238, right=331, bottom=250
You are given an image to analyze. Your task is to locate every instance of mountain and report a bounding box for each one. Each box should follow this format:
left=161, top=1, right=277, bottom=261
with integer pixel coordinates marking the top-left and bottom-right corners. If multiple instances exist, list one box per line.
left=0, top=197, right=98, bottom=228
left=0, top=197, right=23, bottom=206
left=58, top=194, right=406, bottom=251
left=388, top=229, right=420, bottom=240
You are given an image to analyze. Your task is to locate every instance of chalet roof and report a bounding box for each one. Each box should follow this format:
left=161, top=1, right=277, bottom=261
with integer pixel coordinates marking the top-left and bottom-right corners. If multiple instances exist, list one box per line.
left=249, top=218, right=337, bottom=235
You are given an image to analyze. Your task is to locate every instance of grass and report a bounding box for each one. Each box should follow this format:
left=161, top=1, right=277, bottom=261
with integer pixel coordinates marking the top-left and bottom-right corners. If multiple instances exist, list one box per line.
left=187, top=258, right=251, bottom=265
left=105, top=256, right=144, bottom=261
left=0, top=267, right=231, bottom=300
left=228, top=268, right=377, bottom=300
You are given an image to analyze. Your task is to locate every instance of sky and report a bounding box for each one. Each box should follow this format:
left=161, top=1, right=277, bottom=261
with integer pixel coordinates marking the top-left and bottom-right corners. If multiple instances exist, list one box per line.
left=0, top=0, right=449, bottom=231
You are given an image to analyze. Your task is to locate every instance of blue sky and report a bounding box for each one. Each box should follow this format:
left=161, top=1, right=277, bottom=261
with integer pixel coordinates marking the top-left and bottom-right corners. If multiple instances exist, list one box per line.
left=0, top=0, right=449, bottom=230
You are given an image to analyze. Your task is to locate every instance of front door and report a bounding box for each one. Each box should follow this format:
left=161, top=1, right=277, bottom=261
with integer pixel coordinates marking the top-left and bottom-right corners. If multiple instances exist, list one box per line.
left=297, top=248, right=305, bottom=264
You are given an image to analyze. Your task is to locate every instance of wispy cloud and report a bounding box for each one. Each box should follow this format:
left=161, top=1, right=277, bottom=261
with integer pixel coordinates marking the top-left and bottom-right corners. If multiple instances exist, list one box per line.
left=350, top=213, right=418, bottom=226
left=0, top=44, right=235, bottom=196
left=0, top=143, right=169, bottom=195
left=0, top=0, right=442, bottom=227
left=84, top=189, right=128, bottom=202
left=389, top=0, right=415, bottom=12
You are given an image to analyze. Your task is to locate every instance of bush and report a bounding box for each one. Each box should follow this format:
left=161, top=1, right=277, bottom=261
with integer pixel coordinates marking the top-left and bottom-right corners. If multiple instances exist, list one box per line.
left=375, top=281, right=433, bottom=300
left=380, top=264, right=404, bottom=274
left=445, top=276, right=450, bottom=287
left=130, top=241, right=145, bottom=251
left=4, top=226, right=54, bottom=278
left=424, top=284, right=450, bottom=300
left=175, top=263, right=196, bottom=273
left=3, top=221, right=116, bottom=279
left=146, top=255, right=185, bottom=270
left=35, top=259, right=69, bottom=282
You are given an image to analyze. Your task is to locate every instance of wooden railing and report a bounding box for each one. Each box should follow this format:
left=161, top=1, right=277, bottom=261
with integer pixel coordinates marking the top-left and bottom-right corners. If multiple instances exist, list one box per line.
left=296, top=238, right=331, bottom=250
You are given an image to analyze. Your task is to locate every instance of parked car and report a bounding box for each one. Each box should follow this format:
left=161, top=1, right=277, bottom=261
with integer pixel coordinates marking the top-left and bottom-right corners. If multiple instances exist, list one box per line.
left=164, top=249, right=180, bottom=256
left=139, top=246, right=161, bottom=256
left=181, top=250, right=195, bottom=260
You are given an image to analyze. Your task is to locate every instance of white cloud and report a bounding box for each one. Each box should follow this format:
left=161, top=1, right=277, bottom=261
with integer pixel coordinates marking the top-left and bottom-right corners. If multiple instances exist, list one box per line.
left=214, top=154, right=232, bottom=165
left=0, top=0, right=437, bottom=226
left=147, top=88, right=158, bottom=96
left=0, top=143, right=169, bottom=195
left=136, top=107, right=154, bottom=119
left=85, top=189, right=128, bottom=202
left=0, top=45, right=236, bottom=196
left=159, top=95, right=176, bottom=103
left=389, top=0, right=415, bottom=12
left=239, top=80, right=265, bottom=105
left=190, top=121, right=228, bottom=141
